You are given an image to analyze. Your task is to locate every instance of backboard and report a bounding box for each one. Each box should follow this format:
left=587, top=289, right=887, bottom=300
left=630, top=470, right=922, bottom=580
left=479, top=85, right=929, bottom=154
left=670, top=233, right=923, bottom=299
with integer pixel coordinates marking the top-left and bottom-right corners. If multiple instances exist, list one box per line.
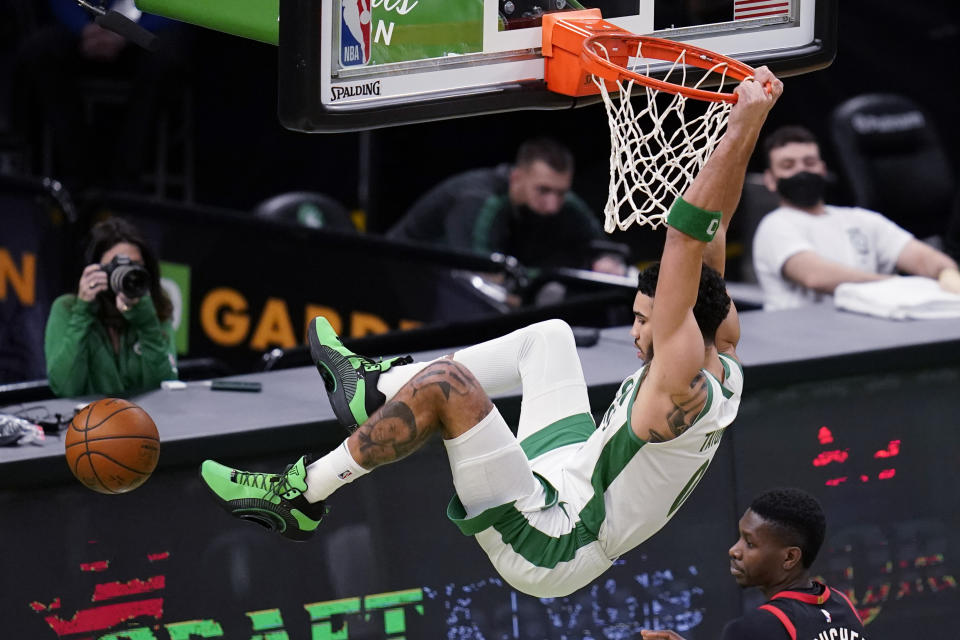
left=278, top=0, right=837, bottom=132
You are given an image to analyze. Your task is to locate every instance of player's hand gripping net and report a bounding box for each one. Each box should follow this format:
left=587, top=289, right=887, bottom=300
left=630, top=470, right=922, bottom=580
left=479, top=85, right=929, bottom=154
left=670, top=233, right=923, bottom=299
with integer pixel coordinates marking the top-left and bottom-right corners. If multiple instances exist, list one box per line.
left=590, top=41, right=745, bottom=232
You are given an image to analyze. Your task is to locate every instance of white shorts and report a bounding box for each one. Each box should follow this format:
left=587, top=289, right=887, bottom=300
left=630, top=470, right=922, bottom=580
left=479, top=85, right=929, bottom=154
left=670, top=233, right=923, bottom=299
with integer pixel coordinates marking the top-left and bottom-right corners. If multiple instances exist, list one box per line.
left=445, top=409, right=612, bottom=597
left=440, top=320, right=611, bottom=597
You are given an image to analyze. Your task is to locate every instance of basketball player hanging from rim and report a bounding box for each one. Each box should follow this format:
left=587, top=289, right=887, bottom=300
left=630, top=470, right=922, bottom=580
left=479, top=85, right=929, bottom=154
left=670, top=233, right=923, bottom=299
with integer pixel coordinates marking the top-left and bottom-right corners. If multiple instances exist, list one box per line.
left=201, top=66, right=784, bottom=598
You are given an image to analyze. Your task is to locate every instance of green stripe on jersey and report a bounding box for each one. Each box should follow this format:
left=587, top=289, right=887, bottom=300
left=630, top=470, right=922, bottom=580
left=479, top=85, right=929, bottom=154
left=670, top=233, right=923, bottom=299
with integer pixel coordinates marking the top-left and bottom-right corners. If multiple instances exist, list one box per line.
left=520, top=413, right=595, bottom=459
left=718, top=353, right=743, bottom=378
left=446, top=419, right=644, bottom=568
left=578, top=421, right=645, bottom=535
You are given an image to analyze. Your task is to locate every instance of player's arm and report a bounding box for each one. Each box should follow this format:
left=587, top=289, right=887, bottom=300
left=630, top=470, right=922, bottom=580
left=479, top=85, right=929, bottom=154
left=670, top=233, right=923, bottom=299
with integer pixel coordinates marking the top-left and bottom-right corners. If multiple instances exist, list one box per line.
left=701, top=176, right=745, bottom=277
left=649, top=68, right=782, bottom=391
left=699, top=122, right=748, bottom=356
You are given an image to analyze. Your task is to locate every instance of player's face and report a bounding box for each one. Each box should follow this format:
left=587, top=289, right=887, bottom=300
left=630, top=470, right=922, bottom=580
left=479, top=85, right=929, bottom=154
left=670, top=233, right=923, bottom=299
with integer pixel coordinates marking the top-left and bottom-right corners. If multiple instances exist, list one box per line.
left=728, top=509, right=788, bottom=589
left=765, top=142, right=826, bottom=183
left=513, top=160, right=572, bottom=216
left=630, top=292, right=654, bottom=362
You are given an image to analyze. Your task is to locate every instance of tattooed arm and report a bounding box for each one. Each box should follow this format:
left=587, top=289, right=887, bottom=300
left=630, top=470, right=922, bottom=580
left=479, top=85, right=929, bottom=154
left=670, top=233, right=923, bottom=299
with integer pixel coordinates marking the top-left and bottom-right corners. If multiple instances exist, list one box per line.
left=635, top=372, right=711, bottom=443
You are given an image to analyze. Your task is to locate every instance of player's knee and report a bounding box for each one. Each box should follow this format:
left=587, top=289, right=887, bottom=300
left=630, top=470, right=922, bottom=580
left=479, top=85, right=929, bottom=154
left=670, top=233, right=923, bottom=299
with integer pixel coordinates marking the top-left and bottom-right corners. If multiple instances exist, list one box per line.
left=530, top=318, right=575, bottom=347
left=418, top=360, right=485, bottom=401
left=417, top=361, right=491, bottom=428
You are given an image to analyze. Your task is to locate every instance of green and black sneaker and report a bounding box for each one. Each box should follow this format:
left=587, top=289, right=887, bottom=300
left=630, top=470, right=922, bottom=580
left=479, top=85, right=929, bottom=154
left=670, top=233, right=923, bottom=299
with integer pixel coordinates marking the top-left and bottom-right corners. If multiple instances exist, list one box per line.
left=199, top=457, right=327, bottom=542
left=308, top=316, right=412, bottom=431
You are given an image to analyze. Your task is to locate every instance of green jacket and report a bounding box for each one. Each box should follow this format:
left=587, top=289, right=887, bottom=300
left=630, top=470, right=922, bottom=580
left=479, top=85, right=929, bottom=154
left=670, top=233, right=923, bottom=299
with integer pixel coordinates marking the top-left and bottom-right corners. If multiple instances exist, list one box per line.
left=44, top=294, right=178, bottom=397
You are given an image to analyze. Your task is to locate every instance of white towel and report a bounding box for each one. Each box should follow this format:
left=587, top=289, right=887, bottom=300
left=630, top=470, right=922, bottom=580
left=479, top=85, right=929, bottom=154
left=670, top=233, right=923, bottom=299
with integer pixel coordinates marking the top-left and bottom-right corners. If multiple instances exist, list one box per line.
left=834, top=276, right=960, bottom=320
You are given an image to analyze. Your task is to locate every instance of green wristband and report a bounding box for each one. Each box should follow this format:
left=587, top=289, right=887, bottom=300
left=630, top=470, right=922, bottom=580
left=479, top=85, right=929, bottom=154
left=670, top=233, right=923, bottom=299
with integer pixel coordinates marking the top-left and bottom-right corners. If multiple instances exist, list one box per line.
left=666, top=197, right=722, bottom=242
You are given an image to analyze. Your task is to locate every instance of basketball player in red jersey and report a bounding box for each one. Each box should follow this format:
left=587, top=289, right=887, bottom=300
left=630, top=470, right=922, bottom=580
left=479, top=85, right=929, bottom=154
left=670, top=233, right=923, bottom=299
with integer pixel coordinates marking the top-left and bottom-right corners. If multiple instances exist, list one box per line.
left=642, top=487, right=867, bottom=640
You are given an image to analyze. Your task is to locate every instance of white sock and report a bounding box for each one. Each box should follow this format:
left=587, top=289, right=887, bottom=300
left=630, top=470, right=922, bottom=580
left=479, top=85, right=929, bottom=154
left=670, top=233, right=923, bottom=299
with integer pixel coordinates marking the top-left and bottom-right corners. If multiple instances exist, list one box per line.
left=376, top=359, right=430, bottom=401
left=304, top=441, right=369, bottom=503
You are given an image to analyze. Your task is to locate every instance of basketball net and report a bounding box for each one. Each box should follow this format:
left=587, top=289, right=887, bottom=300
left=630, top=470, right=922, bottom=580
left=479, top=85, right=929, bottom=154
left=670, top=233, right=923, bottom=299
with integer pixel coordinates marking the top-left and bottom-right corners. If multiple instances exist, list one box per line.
left=593, top=46, right=736, bottom=233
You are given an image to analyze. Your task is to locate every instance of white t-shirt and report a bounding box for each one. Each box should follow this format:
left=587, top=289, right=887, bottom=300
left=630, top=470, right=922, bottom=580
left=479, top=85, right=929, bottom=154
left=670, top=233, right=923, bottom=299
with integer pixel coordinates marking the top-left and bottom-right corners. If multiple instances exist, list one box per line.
left=752, top=204, right=914, bottom=310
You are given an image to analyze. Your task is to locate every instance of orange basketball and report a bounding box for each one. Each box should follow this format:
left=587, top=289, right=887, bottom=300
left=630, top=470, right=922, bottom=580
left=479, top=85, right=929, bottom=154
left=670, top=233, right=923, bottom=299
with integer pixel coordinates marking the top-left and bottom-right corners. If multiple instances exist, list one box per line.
left=65, top=398, right=160, bottom=494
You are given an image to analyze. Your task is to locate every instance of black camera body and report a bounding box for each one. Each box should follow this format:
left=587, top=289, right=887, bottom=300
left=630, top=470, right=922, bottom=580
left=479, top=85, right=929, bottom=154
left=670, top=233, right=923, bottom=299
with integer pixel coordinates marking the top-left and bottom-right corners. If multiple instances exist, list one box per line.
left=101, top=255, right=150, bottom=299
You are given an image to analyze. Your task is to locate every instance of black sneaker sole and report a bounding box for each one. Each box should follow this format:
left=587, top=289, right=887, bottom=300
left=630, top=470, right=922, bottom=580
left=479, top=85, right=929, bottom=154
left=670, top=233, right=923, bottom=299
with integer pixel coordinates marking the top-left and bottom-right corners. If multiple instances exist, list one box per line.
left=308, top=317, right=361, bottom=431
left=198, top=468, right=315, bottom=542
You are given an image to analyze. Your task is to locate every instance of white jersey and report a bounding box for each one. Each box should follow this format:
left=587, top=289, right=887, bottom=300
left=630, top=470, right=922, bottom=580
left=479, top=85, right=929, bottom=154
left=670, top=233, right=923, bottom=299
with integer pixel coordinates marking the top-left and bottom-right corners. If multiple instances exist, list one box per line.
left=443, top=320, right=744, bottom=597
left=752, top=204, right=913, bottom=310
left=547, top=353, right=744, bottom=559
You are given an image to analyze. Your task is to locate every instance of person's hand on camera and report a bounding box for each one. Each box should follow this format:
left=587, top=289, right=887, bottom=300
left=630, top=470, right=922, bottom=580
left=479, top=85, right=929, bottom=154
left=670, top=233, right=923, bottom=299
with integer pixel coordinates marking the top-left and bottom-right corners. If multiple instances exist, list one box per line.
left=77, top=264, right=108, bottom=302
left=115, top=291, right=140, bottom=313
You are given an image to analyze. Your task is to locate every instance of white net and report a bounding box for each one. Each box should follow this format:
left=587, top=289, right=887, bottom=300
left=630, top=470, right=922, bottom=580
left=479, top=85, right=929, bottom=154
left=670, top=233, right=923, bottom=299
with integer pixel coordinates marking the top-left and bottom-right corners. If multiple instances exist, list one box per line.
left=593, top=45, right=739, bottom=233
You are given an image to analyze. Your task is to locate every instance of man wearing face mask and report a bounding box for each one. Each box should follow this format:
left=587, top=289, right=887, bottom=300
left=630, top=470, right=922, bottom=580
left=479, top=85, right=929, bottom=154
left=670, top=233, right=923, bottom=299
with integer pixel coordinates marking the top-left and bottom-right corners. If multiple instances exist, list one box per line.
left=751, top=126, right=960, bottom=310
left=387, top=137, right=627, bottom=275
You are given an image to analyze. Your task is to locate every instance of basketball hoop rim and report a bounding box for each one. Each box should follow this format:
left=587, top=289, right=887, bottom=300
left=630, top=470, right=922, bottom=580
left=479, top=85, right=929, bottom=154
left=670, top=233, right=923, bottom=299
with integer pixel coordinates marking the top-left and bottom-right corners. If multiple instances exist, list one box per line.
left=580, top=34, right=757, bottom=104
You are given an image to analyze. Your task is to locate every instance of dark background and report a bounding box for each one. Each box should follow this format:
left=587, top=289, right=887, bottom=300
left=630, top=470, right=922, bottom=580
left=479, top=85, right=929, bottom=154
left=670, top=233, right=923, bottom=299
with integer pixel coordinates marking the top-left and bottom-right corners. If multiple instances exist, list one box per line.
left=2, top=2, right=960, bottom=637
left=2, top=1, right=957, bottom=239
left=195, top=0, right=960, bottom=231
left=2, top=364, right=958, bottom=638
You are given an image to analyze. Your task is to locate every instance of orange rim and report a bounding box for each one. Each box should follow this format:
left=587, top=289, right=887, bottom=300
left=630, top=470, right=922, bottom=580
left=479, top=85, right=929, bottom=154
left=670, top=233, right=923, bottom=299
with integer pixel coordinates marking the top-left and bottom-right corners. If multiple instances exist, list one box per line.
left=581, top=34, right=756, bottom=103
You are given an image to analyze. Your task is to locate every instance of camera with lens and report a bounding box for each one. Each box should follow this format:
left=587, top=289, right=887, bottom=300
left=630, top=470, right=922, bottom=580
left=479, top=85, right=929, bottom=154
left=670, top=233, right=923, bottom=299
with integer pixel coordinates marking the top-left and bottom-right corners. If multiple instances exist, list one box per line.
left=101, top=255, right=150, bottom=299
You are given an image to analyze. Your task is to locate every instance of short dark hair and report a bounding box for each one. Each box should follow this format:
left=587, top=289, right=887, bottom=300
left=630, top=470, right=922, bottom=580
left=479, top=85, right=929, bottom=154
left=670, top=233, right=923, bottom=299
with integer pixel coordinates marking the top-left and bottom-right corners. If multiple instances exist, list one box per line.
left=635, top=262, right=731, bottom=344
left=515, top=137, right=574, bottom=174
left=750, top=488, right=826, bottom=569
left=83, top=217, right=173, bottom=322
left=762, top=125, right=819, bottom=168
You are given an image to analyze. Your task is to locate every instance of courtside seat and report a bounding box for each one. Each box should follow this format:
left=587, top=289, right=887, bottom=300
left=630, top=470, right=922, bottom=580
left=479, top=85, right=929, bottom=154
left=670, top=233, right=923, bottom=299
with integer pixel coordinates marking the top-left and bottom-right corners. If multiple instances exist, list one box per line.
left=830, top=93, right=955, bottom=241
left=253, top=191, right=356, bottom=233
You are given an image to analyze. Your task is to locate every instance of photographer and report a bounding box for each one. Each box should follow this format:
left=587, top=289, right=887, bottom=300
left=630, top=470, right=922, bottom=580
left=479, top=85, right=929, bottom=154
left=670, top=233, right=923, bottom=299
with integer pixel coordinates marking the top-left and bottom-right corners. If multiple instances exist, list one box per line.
left=44, top=217, right=178, bottom=397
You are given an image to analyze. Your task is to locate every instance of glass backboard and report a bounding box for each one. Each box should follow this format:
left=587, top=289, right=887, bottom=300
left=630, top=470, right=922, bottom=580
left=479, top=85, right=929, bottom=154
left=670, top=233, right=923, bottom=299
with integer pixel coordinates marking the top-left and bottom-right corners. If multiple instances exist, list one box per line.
left=279, top=0, right=837, bottom=132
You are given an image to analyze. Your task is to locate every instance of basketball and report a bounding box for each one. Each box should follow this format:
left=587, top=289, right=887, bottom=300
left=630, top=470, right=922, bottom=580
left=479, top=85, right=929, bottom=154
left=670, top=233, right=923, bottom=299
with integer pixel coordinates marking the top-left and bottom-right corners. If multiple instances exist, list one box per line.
left=65, top=398, right=160, bottom=494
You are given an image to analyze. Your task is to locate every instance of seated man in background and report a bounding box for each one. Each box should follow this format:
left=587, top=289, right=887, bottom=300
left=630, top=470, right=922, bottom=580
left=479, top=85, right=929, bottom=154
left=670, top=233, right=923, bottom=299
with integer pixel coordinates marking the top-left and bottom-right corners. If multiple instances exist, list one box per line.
left=752, top=125, right=960, bottom=310
left=387, top=137, right=627, bottom=275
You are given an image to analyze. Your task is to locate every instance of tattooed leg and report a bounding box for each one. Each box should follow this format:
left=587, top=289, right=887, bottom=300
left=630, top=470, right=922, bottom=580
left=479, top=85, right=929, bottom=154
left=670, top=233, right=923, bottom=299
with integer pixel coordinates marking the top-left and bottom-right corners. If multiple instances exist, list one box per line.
left=347, top=360, right=494, bottom=470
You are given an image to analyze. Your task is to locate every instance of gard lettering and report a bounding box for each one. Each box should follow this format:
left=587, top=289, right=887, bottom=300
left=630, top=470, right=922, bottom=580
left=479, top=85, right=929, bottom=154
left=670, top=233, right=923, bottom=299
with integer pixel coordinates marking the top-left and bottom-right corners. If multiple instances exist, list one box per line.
left=249, top=298, right=297, bottom=350
left=199, top=288, right=410, bottom=350
left=350, top=311, right=389, bottom=337
left=305, top=305, right=343, bottom=336
left=330, top=80, right=382, bottom=102
left=201, top=287, right=249, bottom=346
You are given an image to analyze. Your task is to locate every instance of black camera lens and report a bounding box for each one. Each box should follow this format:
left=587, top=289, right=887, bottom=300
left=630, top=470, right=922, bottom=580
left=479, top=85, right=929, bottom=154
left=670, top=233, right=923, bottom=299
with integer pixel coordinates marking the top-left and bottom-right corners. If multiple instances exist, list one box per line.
left=102, top=256, right=150, bottom=299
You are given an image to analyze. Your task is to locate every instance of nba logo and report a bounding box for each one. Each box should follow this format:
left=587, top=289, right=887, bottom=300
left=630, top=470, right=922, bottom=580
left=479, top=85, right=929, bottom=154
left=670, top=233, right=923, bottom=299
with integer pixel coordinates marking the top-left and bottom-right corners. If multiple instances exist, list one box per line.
left=340, top=0, right=372, bottom=67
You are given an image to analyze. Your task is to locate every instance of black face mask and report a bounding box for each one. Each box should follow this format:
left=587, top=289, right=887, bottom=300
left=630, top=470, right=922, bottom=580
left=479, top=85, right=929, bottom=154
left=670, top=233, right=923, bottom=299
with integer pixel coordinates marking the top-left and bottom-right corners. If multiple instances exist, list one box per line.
left=776, top=171, right=826, bottom=208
